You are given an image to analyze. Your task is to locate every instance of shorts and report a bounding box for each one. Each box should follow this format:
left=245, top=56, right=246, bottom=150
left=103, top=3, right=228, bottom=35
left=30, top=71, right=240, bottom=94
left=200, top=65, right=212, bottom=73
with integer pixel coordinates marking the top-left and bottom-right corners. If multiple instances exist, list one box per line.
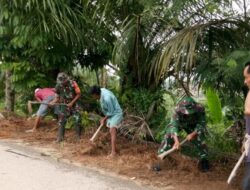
left=106, top=113, right=123, bottom=128
left=36, top=96, right=55, bottom=117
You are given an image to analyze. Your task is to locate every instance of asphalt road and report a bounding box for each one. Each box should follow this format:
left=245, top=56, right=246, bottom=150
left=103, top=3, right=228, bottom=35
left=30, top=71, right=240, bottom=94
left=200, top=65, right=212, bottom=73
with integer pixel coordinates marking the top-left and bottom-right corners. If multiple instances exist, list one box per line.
left=0, top=140, right=152, bottom=190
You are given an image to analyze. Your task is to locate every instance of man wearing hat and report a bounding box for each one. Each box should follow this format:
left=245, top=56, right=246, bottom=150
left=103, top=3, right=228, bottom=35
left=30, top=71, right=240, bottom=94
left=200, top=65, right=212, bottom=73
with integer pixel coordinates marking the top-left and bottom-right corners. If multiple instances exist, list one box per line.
left=50, top=72, right=82, bottom=142
left=26, top=88, right=57, bottom=133
left=158, top=96, right=209, bottom=172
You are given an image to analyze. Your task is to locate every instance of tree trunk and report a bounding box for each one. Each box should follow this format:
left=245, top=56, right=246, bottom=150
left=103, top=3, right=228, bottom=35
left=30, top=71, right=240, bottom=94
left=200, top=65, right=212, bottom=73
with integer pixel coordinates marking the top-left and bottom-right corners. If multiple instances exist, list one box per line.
left=243, top=0, right=247, bottom=21
left=102, top=68, right=107, bottom=87
left=95, top=69, right=100, bottom=86
left=5, top=70, right=15, bottom=112
left=101, top=68, right=104, bottom=87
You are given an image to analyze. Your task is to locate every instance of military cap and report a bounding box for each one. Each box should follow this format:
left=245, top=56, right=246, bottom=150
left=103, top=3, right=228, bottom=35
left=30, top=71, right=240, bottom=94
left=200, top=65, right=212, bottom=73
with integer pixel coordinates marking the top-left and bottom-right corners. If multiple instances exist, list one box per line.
left=56, top=72, right=69, bottom=85
left=176, top=96, right=197, bottom=115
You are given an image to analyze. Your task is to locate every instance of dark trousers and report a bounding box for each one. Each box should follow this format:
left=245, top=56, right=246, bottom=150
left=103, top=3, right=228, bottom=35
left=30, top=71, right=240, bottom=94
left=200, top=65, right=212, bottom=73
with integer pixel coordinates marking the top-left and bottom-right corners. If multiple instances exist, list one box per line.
left=242, top=162, right=250, bottom=190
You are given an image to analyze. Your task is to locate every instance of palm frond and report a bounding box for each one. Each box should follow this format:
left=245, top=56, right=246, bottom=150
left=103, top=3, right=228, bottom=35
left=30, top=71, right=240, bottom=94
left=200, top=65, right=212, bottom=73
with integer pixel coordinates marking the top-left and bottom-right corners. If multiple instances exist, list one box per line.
left=151, top=19, right=250, bottom=86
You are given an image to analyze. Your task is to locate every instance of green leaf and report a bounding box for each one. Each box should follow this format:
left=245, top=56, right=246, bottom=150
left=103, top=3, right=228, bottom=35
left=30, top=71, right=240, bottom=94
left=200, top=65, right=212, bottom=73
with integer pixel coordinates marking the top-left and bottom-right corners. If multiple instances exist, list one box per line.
left=227, top=58, right=237, bottom=68
left=205, top=88, right=222, bottom=124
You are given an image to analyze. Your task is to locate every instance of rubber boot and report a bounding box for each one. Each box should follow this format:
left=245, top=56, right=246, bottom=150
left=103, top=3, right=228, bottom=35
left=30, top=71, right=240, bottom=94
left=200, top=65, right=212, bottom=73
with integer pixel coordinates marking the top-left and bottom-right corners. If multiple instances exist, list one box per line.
left=199, top=159, right=209, bottom=172
left=75, top=125, right=82, bottom=141
left=152, top=163, right=161, bottom=172
left=56, top=125, right=65, bottom=143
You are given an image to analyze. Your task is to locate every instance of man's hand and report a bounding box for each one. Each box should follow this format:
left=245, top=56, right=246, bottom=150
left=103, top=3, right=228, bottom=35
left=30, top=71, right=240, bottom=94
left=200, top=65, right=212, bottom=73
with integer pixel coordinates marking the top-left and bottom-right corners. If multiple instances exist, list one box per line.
left=186, top=131, right=198, bottom=141
left=67, top=102, right=73, bottom=109
left=241, top=143, right=245, bottom=153
left=49, top=102, right=55, bottom=106
left=173, top=135, right=180, bottom=149
left=49, top=95, right=59, bottom=106
left=35, top=96, right=42, bottom=102
left=100, top=117, right=107, bottom=126
left=173, top=140, right=180, bottom=150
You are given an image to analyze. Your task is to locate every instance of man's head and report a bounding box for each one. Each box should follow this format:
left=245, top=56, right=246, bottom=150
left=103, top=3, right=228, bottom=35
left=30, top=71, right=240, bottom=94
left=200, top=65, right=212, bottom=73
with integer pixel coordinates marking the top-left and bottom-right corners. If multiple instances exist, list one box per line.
left=56, top=72, right=69, bottom=85
left=176, top=96, right=197, bottom=115
left=244, top=62, right=250, bottom=89
left=34, top=88, right=41, bottom=95
left=90, top=85, right=101, bottom=100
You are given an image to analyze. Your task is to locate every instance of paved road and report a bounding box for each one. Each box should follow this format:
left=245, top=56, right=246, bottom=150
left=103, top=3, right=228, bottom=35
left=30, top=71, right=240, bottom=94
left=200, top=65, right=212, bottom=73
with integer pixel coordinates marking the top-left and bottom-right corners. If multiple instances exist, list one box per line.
left=0, top=141, right=152, bottom=190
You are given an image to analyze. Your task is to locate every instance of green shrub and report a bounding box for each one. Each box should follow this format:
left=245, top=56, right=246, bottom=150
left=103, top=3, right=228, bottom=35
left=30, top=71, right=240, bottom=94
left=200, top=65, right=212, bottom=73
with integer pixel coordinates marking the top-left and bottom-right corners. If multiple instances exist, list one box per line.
left=205, top=88, right=222, bottom=124
left=120, top=88, right=177, bottom=142
left=206, top=123, right=239, bottom=159
left=65, top=111, right=93, bottom=129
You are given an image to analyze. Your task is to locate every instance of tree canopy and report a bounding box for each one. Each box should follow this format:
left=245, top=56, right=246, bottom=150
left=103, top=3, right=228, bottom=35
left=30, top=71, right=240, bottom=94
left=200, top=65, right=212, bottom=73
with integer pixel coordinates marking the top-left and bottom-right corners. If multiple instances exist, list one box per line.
left=0, top=0, right=249, bottom=115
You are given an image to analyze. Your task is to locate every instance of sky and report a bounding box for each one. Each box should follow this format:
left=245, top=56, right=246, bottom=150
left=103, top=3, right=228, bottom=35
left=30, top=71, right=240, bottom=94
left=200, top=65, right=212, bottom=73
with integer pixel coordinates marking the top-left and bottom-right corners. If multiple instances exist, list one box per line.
left=232, top=0, right=250, bottom=14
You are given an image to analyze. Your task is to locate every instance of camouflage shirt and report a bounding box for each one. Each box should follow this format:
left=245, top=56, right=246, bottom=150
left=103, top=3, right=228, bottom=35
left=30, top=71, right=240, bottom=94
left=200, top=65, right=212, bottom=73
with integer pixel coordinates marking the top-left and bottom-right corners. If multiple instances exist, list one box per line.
left=55, top=80, right=81, bottom=105
left=166, top=97, right=206, bottom=136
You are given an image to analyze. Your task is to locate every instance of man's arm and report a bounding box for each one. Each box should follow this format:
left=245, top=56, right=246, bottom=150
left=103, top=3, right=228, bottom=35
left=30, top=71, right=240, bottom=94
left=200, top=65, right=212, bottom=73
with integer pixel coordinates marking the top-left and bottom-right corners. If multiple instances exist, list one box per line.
left=35, top=95, right=42, bottom=102
left=100, top=116, right=108, bottom=125
left=186, top=131, right=198, bottom=141
left=67, top=93, right=80, bottom=108
left=49, top=94, right=59, bottom=105
left=67, top=81, right=81, bottom=108
left=99, top=98, right=112, bottom=126
left=173, top=134, right=180, bottom=149
left=245, top=91, right=250, bottom=115
left=166, top=113, right=180, bottom=149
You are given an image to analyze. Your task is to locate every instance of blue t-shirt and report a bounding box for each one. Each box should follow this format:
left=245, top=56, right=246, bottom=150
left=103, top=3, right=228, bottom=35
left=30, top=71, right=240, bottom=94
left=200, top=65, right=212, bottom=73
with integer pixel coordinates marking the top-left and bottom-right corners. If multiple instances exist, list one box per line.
left=100, top=88, right=122, bottom=117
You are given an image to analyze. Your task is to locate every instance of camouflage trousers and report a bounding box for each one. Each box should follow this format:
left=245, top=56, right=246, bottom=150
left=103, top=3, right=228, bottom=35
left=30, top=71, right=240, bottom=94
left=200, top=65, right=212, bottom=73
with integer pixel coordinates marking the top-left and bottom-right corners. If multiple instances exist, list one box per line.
left=158, top=134, right=208, bottom=160
left=57, top=104, right=82, bottom=142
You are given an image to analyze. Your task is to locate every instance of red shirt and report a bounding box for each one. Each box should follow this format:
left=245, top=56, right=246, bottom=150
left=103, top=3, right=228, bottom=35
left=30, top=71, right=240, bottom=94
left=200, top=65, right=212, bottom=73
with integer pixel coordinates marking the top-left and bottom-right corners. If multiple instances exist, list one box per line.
left=35, top=88, right=55, bottom=101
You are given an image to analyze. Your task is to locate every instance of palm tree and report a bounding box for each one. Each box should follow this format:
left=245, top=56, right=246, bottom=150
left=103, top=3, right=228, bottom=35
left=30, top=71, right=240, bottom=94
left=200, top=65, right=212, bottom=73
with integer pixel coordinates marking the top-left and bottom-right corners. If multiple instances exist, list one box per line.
left=94, top=0, right=250, bottom=91
left=0, top=0, right=88, bottom=111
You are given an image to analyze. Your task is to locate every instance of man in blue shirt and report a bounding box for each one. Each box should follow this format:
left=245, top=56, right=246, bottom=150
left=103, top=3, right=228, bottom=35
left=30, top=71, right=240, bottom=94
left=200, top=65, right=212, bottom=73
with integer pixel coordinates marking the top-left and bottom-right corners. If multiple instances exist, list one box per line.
left=90, top=86, right=123, bottom=157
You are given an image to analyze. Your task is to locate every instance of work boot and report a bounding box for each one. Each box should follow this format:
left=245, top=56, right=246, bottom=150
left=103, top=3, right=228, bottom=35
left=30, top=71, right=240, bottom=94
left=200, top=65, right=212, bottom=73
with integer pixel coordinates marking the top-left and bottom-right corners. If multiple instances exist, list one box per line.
left=152, top=163, right=161, bottom=172
left=75, top=125, right=82, bottom=142
left=199, top=159, right=210, bottom=172
left=56, top=125, right=65, bottom=143
left=56, top=138, right=63, bottom=143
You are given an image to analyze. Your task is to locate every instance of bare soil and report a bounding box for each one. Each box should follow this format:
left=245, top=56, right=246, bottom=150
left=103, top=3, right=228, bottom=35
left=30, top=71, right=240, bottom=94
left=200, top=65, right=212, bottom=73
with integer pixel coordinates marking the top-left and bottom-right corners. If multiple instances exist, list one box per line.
left=0, top=114, right=244, bottom=190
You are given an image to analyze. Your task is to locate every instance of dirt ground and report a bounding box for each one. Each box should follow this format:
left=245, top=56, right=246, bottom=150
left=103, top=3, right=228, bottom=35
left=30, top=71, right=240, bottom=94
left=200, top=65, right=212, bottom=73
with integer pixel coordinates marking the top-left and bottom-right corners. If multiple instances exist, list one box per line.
left=0, top=114, right=244, bottom=190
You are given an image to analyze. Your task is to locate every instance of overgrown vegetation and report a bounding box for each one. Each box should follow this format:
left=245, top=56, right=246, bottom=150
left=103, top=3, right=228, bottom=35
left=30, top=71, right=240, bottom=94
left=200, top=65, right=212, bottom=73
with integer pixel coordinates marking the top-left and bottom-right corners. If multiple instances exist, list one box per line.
left=0, top=0, right=250, bottom=157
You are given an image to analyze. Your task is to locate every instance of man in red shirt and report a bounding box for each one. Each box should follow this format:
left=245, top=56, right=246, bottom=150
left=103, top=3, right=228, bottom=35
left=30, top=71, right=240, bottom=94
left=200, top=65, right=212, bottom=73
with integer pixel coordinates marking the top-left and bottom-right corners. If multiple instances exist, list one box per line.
left=26, top=88, right=57, bottom=132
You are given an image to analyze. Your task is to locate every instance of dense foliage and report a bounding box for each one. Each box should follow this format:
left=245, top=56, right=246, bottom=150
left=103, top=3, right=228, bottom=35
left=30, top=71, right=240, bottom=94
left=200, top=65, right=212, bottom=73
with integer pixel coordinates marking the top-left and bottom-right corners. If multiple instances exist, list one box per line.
left=0, top=0, right=250, bottom=153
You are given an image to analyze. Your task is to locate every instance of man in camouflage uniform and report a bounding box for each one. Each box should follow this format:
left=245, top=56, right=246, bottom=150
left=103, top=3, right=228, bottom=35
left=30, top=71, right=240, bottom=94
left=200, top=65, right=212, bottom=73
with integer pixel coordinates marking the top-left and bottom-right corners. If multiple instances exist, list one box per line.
left=51, top=72, right=82, bottom=142
left=158, top=96, right=209, bottom=172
